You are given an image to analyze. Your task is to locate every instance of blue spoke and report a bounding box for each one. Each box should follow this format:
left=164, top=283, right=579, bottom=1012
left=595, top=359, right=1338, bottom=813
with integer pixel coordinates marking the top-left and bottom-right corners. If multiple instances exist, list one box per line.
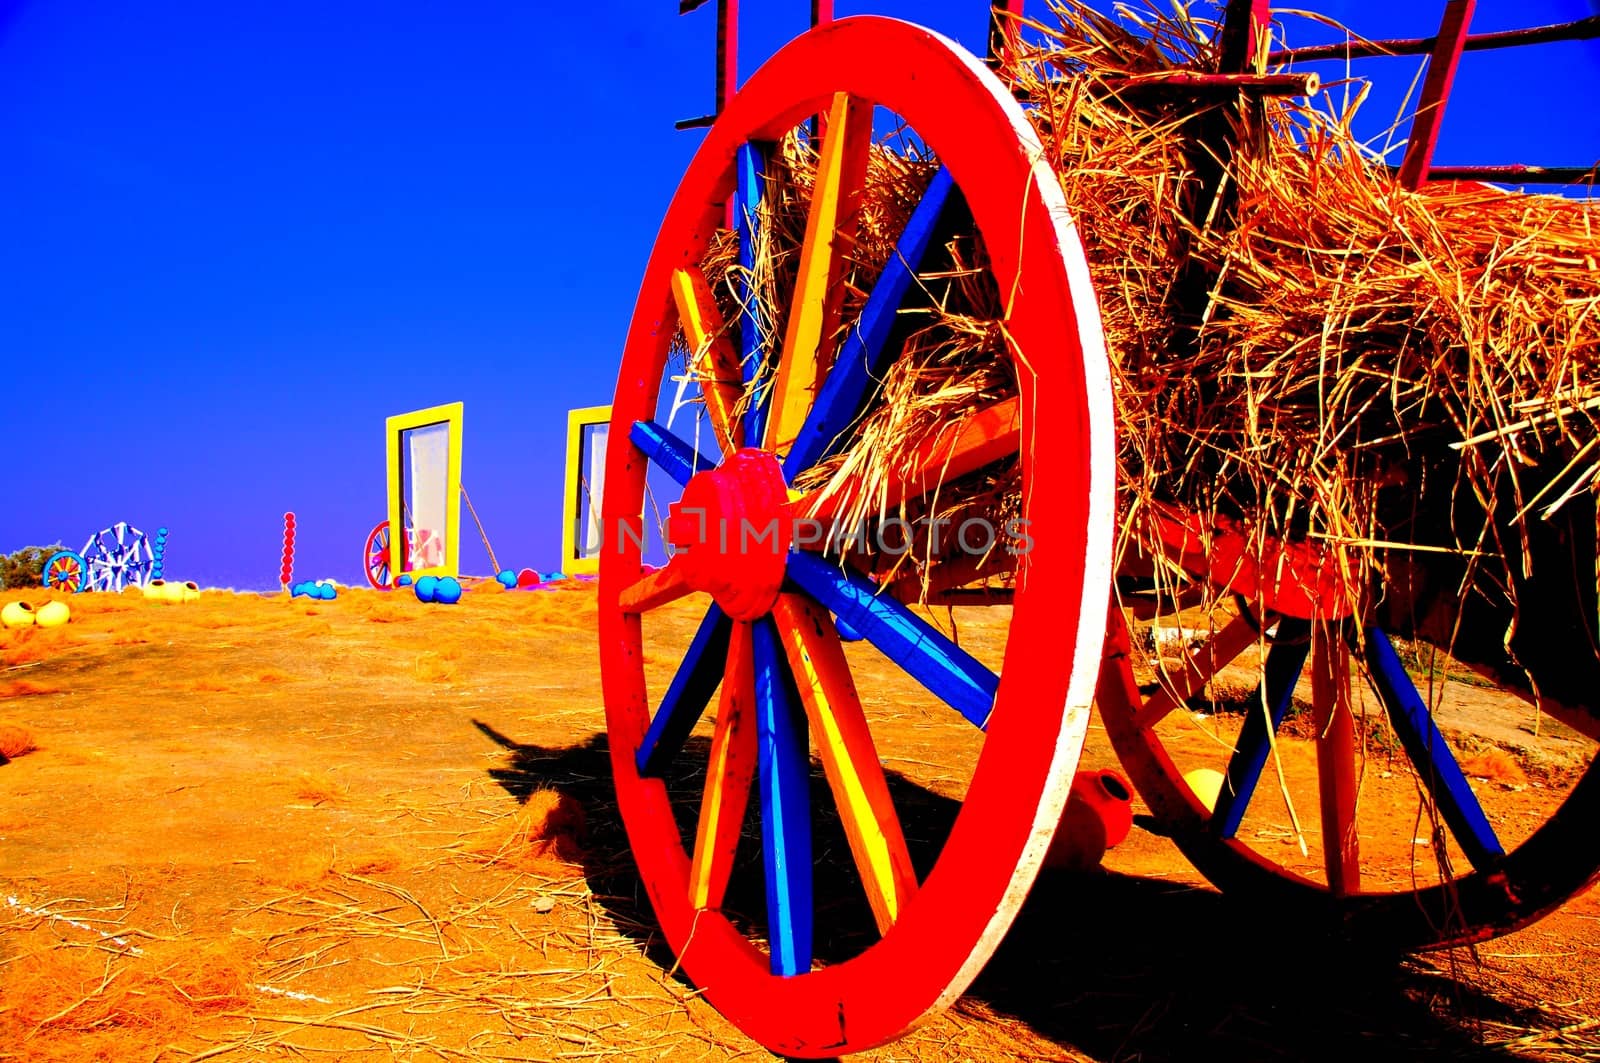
left=1210, top=623, right=1311, bottom=839
left=629, top=420, right=719, bottom=489
left=783, top=167, right=959, bottom=479
left=636, top=606, right=732, bottom=778
left=737, top=142, right=773, bottom=445
left=1363, top=629, right=1504, bottom=869
left=753, top=617, right=813, bottom=976
left=786, top=551, right=997, bottom=729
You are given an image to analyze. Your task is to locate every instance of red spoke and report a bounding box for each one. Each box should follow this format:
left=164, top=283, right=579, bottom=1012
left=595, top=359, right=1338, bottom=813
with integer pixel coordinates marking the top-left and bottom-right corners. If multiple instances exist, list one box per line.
left=618, top=559, right=694, bottom=614
left=1312, top=626, right=1360, bottom=895
left=1133, top=614, right=1261, bottom=730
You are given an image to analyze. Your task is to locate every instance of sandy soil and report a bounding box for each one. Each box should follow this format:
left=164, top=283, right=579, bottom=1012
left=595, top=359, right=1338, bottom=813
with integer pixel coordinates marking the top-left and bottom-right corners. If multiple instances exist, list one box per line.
left=1, top=583, right=1597, bottom=1062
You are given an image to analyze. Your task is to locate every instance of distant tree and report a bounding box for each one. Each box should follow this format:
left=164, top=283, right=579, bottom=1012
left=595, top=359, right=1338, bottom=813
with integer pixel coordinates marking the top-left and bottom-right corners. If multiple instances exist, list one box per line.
left=1, top=545, right=69, bottom=589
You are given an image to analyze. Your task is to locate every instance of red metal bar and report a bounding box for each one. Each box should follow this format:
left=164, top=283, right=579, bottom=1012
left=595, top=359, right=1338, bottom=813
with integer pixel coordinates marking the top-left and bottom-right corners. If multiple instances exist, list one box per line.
left=675, top=0, right=739, bottom=129
left=716, top=0, right=738, bottom=116
left=1269, top=15, right=1600, bottom=65
left=809, top=0, right=834, bottom=137
left=1425, top=164, right=1600, bottom=185
left=1398, top=0, right=1475, bottom=191
left=1218, top=0, right=1272, bottom=74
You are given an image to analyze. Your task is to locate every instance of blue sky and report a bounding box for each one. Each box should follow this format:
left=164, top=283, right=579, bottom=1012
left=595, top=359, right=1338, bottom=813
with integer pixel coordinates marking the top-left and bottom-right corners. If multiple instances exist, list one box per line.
left=1, top=1, right=1595, bottom=589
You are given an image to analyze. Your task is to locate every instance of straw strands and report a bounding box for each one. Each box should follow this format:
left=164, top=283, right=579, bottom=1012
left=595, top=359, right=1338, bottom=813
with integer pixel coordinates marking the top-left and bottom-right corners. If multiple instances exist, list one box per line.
left=685, top=1, right=1599, bottom=690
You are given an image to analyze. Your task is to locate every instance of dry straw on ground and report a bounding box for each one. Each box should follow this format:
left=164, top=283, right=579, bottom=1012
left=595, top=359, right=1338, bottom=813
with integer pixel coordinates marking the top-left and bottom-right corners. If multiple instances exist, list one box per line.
left=0, top=721, right=36, bottom=759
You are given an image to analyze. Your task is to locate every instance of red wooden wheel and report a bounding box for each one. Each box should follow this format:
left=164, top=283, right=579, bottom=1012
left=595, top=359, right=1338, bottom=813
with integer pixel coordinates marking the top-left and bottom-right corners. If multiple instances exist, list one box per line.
left=598, top=16, right=1115, bottom=1056
left=363, top=521, right=406, bottom=589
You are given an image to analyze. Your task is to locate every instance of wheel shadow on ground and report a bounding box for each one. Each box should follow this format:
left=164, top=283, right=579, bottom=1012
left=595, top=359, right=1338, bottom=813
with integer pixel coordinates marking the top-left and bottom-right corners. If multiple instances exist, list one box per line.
left=472, top=721, right=1542, bottom=1062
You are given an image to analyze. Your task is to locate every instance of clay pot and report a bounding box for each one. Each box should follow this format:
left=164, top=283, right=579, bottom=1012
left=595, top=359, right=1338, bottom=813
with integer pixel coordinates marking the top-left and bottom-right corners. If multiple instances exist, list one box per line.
left=35, top=601, right=71, bottom=628
left=2, top=601, right=37, bottom=629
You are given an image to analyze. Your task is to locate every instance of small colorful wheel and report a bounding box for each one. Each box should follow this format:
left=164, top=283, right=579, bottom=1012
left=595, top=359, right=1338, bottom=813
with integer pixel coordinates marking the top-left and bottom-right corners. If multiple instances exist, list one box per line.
left=598, top=17, right=1114, bottom=1056
left=363, top=521, right=408, bottom=589
left=42, top=550, right=87, bottom=594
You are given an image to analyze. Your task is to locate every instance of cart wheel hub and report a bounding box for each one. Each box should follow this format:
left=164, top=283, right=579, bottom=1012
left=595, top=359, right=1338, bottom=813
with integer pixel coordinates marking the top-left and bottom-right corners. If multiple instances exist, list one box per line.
left=666, top=448, right=792, bottom=620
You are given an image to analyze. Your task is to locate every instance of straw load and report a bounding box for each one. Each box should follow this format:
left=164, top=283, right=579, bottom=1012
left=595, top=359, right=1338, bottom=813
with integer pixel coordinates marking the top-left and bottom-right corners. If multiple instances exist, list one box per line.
left=685, top=1, right=1600, bottom=714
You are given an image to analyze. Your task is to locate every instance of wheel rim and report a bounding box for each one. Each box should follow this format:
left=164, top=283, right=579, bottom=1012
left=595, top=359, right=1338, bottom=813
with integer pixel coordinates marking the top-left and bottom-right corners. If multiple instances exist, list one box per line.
left=1099, top=602, right=1600, bottom=949
left=43, top=551, right=86, bottom=594
left=365, top=522, right=393, bottom=589
left=597, top=17, right=1115, bottom=1054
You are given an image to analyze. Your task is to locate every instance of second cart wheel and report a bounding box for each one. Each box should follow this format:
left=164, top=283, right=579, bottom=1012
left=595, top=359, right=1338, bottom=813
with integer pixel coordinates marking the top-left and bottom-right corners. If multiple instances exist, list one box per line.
left=364, top=521, right=406, bottom=589
left=598, top=16, right=1115, bottom=1056
left=1098, top=597, right=1600, bottom=950
left=42, top=550, right=87, bottom=594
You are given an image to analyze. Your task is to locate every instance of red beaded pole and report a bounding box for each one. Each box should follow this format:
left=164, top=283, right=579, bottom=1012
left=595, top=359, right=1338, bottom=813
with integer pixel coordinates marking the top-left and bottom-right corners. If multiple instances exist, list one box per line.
left=280, top=512, right=297, bottom=593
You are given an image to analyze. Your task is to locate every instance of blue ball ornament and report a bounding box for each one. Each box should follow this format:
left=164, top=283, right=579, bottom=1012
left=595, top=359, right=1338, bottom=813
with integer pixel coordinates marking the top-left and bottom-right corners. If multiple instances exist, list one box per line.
left=414, top=575, right=439, bottom=603
left=433, top=576, right=462, bottom=605
left=397, top=574, right=414, bottom=587
left=495, top=569, right=516, bottom=587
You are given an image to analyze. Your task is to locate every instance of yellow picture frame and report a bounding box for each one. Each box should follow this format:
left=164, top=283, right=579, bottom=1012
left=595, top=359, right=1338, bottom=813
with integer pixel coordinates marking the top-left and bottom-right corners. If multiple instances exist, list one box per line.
left=386, top=402, right=464, bottom=582
left=562, top=405, right=611, bottom=577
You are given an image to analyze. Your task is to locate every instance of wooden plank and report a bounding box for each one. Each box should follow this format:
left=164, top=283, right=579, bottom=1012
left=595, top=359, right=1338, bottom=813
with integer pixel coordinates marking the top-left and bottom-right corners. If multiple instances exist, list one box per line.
left=1311, top=629, right=1361, bottom=895
left=635, top=607, right=732, bottom=778
left=783, top=167, right=959, bottom=479
left=887, top=550, right=1011, bottom=605
left=764, top=91, right=873, bottom=456
left=1398, top=0, right=1477, bottom=191
left=752, top=618, right=813, bottom=975
left=1133, top=614, right=1260, bottom=730
left=690, top=620, right=758, bottom=910
left=1218, top=0, right=1272, bottom=72
left=772, top=593, right=916, bottom=935
left=618, top=559, right=692, bottom=614
left=987, top=0, right=1025, bottom=71
left=786, top=551, right=997, bottom=729
left=789, top=396, right=1021, bottom=528
left=670, top=266, right=743, bottom=454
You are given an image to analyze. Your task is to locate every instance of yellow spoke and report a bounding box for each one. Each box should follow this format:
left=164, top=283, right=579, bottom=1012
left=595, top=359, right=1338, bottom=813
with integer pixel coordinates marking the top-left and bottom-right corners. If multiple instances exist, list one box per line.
left=764, top=91, right=873, bottom=456
left=670, top=266, right=743, bottom=453
left=772, top=592, right=916, bottom=934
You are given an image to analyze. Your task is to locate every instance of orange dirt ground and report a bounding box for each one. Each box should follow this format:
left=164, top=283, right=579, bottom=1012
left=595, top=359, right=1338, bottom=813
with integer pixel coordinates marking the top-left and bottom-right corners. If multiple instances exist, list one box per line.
left=1, top=582, right=1597, bottom=1062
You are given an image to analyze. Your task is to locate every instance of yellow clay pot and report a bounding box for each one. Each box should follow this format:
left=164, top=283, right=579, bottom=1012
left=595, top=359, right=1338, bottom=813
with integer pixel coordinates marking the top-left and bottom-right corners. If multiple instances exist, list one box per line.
left=35, top=600, right=70, bottom=628
left=1, top=601, right=36, bottom=629
left=1183, top=767, right=1226, bottom=814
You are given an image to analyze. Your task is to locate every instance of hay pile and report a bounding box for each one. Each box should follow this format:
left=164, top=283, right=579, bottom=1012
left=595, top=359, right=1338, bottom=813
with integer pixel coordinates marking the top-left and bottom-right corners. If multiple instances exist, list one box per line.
left=684, top=0, right=1600, bottom=695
